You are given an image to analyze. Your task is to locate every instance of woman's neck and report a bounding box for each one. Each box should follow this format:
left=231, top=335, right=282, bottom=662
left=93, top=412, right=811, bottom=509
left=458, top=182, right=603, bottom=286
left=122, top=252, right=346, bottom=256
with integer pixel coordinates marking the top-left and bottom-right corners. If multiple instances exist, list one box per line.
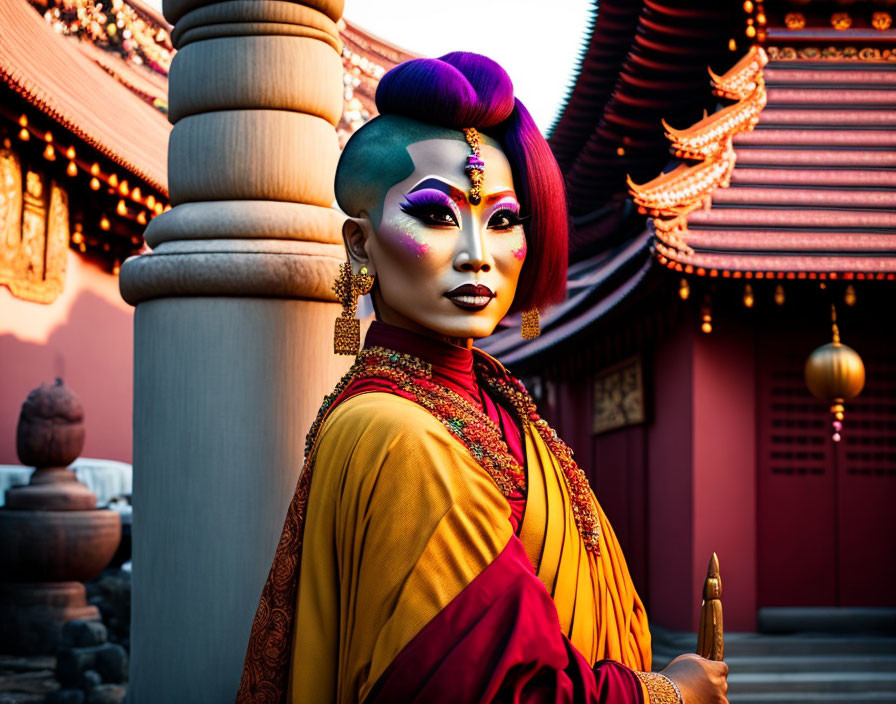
left=371, top=308, right=474, bottom=350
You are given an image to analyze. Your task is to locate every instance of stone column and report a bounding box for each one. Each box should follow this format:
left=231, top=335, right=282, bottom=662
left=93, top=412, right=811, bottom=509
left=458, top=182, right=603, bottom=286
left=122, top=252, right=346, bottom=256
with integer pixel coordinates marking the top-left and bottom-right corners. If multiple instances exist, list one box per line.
left=119, top=1, right=348, bottom=700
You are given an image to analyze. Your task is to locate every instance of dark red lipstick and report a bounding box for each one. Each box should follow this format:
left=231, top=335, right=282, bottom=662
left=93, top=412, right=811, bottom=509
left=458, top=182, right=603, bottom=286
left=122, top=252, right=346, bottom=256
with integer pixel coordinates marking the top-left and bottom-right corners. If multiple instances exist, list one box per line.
left=443, top=284, right=496, bottom=311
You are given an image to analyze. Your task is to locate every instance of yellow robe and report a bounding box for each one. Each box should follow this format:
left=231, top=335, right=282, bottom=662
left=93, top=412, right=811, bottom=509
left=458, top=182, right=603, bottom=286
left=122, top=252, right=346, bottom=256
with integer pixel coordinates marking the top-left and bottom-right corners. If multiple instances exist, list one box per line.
left=287, top=392, right=651, bottom=703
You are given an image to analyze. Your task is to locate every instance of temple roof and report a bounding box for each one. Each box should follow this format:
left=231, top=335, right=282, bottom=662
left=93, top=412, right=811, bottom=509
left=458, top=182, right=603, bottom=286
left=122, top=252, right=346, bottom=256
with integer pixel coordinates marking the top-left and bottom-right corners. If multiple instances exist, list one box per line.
left=483, top=3, right=896, bottom=365
left=337, top=19, right=417, bottom=145
left=548, top=0, right=738, bottom=234
left=632, top=51, right=896, bottom=279
left=0, top=0, right=172, bottom=194
left=1, top=1, right=416, bottom=195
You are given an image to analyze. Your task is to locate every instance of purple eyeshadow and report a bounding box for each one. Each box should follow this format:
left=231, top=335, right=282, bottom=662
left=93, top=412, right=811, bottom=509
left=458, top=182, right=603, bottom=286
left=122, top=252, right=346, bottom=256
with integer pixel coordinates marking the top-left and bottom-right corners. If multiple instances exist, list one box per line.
left=400, top=188, right=461, bottom=220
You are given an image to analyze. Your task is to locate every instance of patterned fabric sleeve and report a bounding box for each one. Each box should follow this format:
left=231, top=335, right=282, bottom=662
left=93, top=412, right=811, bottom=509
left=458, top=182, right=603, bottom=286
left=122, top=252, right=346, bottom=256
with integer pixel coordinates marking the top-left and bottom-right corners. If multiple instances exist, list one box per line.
left=634, top=672, right=684, bottom=704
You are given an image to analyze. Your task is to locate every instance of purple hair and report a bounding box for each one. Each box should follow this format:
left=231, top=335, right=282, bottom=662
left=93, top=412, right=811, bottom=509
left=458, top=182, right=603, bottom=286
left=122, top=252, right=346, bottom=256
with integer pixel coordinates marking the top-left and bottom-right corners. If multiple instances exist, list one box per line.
left=375, top=52, right=569, bottom=312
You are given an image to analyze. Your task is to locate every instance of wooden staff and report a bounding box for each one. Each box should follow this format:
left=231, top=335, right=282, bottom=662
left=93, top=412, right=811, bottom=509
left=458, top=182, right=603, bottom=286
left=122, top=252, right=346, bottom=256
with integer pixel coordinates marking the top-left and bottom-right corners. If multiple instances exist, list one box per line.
left=696, top=553, right=724, bottom=661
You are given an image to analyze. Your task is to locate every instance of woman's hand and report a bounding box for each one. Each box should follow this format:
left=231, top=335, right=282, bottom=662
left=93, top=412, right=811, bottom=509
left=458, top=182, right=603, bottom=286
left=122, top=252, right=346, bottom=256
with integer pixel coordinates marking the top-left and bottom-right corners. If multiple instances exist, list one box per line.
left=661, top=653, right=729, bottom=704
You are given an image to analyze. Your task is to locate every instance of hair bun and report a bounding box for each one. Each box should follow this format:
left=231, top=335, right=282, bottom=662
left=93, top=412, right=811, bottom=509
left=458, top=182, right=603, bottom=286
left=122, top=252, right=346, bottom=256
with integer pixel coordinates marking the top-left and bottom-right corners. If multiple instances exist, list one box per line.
left=375, top=52, right=516, bottom=130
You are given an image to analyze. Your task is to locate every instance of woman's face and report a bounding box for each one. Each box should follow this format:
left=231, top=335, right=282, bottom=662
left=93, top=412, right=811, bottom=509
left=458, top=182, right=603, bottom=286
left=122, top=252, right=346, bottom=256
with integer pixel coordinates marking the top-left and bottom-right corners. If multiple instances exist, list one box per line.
left=355, top=138, right=527, bottom=341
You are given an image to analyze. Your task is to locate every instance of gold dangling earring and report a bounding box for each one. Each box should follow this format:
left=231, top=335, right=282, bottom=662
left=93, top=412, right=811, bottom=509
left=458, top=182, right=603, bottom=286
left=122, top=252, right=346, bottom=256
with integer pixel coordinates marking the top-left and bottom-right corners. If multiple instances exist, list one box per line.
left=333, top=262, right=375, bottom=355
left=521, top=307, right=540, bottom=340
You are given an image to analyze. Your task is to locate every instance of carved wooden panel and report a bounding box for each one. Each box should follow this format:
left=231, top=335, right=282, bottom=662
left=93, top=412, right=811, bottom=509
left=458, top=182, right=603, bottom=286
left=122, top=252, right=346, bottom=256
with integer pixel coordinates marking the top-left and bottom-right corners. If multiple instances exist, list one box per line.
left=0, top=147, right=68, bottom=304
left=592, top=356, right=645, bottom=435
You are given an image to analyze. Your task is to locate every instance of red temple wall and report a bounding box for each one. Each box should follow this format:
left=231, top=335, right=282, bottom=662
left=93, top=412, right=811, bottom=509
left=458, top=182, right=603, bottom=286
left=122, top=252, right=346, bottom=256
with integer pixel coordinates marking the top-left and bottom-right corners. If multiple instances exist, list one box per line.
left=540, top=294, right=895, bottom=632
left=692, top=322, right=757, bottom=633
left=645, top=324, right=697, bottom=632
left=0, top=250, right=133, bottom=464
left=555, top=320, right=759, bottom=632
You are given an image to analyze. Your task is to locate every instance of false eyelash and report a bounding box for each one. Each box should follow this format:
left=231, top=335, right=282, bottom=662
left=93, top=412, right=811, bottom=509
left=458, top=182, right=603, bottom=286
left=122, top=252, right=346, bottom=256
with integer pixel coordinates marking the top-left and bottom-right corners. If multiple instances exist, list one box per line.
left=400, top=189, right=460, bottom=226
left=488, top=208, right=528, bottom=229
left=401, top=189, right=460, bottom=213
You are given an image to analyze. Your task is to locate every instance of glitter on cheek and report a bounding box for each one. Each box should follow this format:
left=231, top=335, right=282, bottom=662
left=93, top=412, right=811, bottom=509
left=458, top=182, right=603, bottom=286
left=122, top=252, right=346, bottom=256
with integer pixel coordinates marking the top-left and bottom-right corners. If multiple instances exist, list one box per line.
left=511, top=232, right=527, bottom=261
left=399, top=231, right=431, bottom=258
left=383, top=213, right=433, bottom=258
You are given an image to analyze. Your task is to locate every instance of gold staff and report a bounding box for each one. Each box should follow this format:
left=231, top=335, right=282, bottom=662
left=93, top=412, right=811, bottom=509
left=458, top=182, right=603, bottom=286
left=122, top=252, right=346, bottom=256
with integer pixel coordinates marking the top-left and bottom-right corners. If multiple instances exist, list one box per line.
left=697, top=553, right=724, bottom=661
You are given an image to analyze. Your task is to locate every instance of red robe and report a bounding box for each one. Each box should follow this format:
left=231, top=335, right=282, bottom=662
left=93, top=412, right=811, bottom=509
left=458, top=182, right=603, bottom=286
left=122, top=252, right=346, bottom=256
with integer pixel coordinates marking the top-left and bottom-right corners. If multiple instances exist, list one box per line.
left=238, top=322, right=651, bottom=703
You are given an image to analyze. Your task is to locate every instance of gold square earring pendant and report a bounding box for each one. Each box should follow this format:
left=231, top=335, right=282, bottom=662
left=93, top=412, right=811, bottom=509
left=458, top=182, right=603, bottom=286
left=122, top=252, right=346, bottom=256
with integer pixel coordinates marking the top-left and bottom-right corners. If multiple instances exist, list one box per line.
left=333, top=262, right=375, bottom=355
left=521, top=308, right=540, bottom=339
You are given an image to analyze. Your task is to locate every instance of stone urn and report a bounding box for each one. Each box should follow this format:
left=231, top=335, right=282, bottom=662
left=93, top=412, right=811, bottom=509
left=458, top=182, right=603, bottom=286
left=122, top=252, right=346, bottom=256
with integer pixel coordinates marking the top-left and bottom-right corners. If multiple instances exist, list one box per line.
left=0, top=379, right=121, bottom=654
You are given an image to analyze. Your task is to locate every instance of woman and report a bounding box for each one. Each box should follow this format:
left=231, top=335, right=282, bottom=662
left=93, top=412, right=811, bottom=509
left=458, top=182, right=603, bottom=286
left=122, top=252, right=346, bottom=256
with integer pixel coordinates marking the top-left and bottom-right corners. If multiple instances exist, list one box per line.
left=238, top=52, right=728, bottom=704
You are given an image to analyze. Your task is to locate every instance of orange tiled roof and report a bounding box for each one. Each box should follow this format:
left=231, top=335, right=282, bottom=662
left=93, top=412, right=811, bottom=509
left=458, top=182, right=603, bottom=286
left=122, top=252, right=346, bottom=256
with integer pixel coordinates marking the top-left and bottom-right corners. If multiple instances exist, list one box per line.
left=2, top=1, right=415, bottom=195
left=0, top=0, right=171, bottom=193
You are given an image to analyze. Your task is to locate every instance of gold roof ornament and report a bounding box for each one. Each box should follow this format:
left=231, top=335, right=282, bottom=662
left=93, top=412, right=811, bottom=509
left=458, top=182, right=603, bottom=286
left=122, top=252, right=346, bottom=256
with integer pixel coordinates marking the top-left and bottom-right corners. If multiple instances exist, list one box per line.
left=709, top=45, right=768, bottom=101
left=804, top=304, right=865, bottom=443
left=628, top=47, right=767, bottom=257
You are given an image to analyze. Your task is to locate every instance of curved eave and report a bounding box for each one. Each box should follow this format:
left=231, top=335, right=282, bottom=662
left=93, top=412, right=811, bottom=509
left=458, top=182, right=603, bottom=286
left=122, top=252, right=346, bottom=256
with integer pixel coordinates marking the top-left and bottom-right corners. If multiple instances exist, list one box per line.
left=0, top=0, right=171, bottom=194
left=480, top=229, right=655, bottom=366
left=652, top=59, right=896, bottom=278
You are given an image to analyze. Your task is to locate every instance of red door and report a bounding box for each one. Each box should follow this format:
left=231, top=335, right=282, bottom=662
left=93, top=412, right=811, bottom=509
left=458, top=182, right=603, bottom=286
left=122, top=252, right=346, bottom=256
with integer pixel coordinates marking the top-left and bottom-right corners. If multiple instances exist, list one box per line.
left=757, top=329, right=896, bottom=608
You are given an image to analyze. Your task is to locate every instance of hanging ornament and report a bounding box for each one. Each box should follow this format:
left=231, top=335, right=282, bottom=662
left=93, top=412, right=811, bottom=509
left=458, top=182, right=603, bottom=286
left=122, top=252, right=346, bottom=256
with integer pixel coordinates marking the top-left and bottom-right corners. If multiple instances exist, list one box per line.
left=679, top=278, right=690, bottom=300
left=774, top=284, right=785, bottom=306
left=743, top=284, right=754, bottom=308
left=804, top=304, right=865, bottom=442
left=701, top=296, right=712, bottom=334
left=844, top=284, right=856, bottom=307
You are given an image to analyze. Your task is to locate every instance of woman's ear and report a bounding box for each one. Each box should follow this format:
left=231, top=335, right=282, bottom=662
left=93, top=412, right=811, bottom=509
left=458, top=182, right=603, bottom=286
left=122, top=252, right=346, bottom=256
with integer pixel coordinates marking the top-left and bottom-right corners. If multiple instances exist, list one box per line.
left=342, top=215, right=376, bottom=275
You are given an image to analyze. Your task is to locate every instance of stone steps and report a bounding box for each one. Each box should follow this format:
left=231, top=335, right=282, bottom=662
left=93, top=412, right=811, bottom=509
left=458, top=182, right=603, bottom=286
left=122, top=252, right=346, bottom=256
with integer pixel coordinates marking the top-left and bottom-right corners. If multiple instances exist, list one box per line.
left=729, top=671, right=896, bottom=695
left=733, top=694, right=896, bottom=704
left=726, top=654, right=896, bottom=674
left=652, top=626, right=896, bottom=703
left=655, top=634, right=896, bottom=658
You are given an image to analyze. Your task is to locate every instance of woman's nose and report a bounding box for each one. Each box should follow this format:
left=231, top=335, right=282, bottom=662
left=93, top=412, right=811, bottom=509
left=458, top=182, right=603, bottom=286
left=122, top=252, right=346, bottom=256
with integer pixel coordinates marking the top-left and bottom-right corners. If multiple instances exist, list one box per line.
left=454, top=220, right=492, bottom=272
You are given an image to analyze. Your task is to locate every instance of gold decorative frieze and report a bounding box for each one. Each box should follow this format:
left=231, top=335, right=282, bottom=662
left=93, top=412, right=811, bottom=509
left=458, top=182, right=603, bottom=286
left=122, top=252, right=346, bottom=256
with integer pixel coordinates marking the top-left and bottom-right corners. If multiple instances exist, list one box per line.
left=767, top=46, right=896, bottom=62
left=0, top=147, right=69, bottom=304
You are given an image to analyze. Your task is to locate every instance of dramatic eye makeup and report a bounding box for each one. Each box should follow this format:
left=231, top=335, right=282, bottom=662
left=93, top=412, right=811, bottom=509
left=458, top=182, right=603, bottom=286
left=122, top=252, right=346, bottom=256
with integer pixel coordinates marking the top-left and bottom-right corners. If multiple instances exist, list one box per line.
left=486, top=198, right=524, bottom=231
left=400, top=188, right=461, bottom=228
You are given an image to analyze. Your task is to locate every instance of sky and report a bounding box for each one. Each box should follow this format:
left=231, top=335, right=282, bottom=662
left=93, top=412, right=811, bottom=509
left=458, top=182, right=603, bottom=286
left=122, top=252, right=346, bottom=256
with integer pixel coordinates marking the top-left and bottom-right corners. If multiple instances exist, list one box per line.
left=145, top=0, right=594, bottom=135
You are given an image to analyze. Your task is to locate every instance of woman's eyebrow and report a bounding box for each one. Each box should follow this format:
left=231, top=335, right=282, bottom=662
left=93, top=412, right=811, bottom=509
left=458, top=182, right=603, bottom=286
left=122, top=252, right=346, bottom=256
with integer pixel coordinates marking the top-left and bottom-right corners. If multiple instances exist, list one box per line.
left=408, top=178, right=468, bottom=207
left=485, top=190, right=518, bottom=205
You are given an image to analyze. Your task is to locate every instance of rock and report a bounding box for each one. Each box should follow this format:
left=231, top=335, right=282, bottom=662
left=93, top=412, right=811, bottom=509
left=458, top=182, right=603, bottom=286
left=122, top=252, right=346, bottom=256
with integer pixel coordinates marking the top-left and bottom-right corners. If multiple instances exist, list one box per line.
left=56, top=645, right=126, bottom=688
left=0, top=655, right=55, bottom=672
left=0, top=669, right=56, bottom=693
left=85, top=685, right=125, bottom=704
left=78, top=670, right=101, bottom=691
left=92, top=645, right=126, bottom=685
left=60, top=621, right=107, bottom=649
left=45, top=691, right=85, bottom=704
left=84, top=572, right=129, bottom=646
left=0, top=694, right=45, bottom=704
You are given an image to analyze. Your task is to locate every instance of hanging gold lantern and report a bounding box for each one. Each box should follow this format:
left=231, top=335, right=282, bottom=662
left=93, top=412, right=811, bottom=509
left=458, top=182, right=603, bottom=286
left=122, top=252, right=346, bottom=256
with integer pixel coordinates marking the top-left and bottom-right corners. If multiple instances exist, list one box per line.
left=804, top=305, right=865, bottom=442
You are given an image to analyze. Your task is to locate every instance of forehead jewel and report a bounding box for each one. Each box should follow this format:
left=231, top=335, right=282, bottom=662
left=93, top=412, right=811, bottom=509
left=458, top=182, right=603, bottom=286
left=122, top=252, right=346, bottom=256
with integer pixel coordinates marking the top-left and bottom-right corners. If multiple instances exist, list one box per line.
left=462, top=128, right=484, bottom=205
